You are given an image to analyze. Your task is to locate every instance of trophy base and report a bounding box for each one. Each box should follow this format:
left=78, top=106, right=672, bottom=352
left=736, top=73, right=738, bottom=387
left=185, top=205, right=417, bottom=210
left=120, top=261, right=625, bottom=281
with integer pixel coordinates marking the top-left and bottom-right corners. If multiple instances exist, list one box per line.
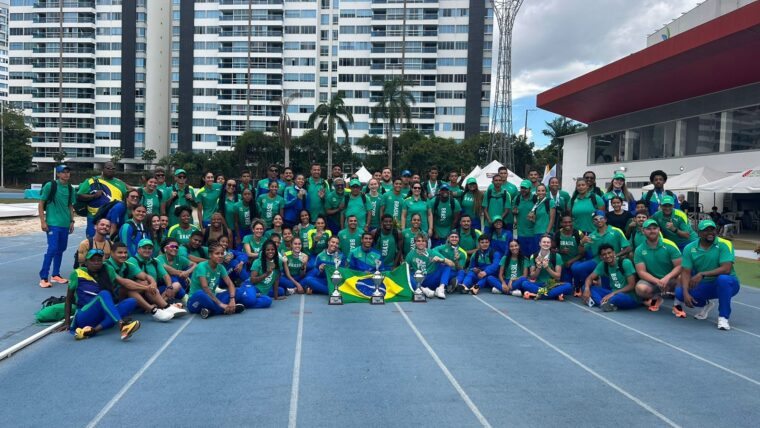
left=329, top=294, right=343, bottom=305
left=413, top=292, right=427, bottom=303
left=370, top=295, right=385, bottom=305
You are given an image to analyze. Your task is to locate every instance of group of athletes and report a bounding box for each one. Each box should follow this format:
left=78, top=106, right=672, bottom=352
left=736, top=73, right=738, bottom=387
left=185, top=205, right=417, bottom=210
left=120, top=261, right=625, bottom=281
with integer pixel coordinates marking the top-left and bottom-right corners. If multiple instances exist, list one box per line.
left=36, top=161, right=741, bottom=341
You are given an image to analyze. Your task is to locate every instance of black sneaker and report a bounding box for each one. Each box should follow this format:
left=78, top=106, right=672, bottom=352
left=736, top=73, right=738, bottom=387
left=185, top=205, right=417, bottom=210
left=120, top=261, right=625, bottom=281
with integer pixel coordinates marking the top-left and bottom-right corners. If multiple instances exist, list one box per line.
left=601, top=302, right=618, bottom=312
left=234, top=303, right=246, bottom=314
left=200, top=308, right=210, bottom=319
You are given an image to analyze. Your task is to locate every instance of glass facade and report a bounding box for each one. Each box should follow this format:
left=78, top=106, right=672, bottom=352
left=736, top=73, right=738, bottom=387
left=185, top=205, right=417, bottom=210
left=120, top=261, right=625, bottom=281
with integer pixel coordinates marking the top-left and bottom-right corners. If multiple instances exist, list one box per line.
left=589, top=104, right=760, bottom=164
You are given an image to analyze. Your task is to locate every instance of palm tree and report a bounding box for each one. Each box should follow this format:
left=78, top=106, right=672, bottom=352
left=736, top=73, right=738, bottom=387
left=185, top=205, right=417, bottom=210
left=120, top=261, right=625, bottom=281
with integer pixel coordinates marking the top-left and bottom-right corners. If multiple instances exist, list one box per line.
left=371, top=78, right=415, bottom=169
left=278, top=92, right=300, bottom=167
left=307, top=92, right=354, bottom=174
left=542, top=116, right=586, bottom=167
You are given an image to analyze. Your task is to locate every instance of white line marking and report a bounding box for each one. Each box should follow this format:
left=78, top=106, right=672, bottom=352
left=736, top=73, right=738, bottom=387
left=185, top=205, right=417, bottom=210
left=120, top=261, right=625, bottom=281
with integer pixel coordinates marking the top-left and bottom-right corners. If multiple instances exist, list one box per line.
left=0, top=252, right=45, bottom=266
left=473, top=296, right=679, bottom=428
left=569, top=301, right=760, bottom=387
left=734, top=300, right=760, bottom=311
left=85, top=315, right=194, bottom=428
left=393, top=302, right=493, bottom=428
left=661, top=303, right=760, bottom=340
left=288, top=295, right=305, bottom=428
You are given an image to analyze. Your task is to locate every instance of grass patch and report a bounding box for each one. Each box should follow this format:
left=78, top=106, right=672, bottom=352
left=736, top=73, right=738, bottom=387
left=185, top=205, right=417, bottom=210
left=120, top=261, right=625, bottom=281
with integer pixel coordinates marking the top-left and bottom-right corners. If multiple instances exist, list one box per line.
left=0, top=198, right=34, bottom=204
left=736, top=258, right=760, bottom=288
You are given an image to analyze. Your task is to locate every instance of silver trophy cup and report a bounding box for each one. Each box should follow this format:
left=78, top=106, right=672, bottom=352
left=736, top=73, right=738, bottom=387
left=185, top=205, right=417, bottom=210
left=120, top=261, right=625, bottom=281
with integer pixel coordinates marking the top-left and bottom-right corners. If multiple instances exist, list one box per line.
left=329, top=258, right=343, bottom=305
left=371, top=260, right=385, bottom=305
left=413, top=269, right=427, bottom=303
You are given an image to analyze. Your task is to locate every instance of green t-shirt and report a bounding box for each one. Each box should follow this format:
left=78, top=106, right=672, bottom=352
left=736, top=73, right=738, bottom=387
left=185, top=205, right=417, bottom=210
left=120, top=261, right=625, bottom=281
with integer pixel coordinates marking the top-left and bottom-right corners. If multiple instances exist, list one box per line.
left=168, top=224, right=199, bottom=246
left=179, top=245, right=209, bottom=260
left=633, top=238, right=681, bottom=279
left=403, top=197, right=429, bottom=232
left=405, top=248, right=442, bottom=275
left=682, top=238, right=736, bottom=281
left=40, top=180, right=73, bottom=227
left=448, top=184, right=463, bottom=200
left=324, top=189, right=344, bottom=226
left=529, top=253, right=563, bottom=283
left=104, top=258, right=140, bottom=281
left=428, top=197, right=461, bottom=238
left=402, top=228, right=428, bottom=256
left=651, top=211, right=698, bottom=247
left=188, top=261, right=228, bottom=295
left=593, top=258, right=636, bottom=295
left=157, top=253, right=192, bottom=272
left=500, top=256, right=529, bottom=281
left=629, top=227, right=648, bottom=250
left=197, top=185, right=222, bottom=222
left=344, top=194, right=371, bottom=229
left=68, top=265, right=118, bottom=306
left=533, top=198, right=555, bottom=235
left=556, top=230, right=584, bottom=261
left=461, top=191, right=479, bottom=220
left=257, top=194, right=285, bottom=228
left=457, top=228, right=481, bottom=253
left=484, top=186, right=511, bottom=224
left=264, top=228, right=284, bottom=241
left=367, top=193, right=382, bottom=229
left=381, top=192, right=406, bottom=224
left=375, top=229, right=399, bottom=267
left=127, top=255, right=169, bottom=282
left=337, top=228, right=362, bottom=256
left=587, top=226, right=630, bottom=262
left=283, top=250, right=307, bottom=276
left=139, top=188, right=163, bottom=216
left=434, top=244, right=467, bottom=269
left=549, top=190, right=571, bottom=215
left=163, top=184, right=197, bottom=228
left=306, top=229, right=332, bottom=255
left=570, top=193, right=602, bottom=233
left=237, top=201, right=254, bottom=233
left=305, top=177, right=328, bottom=220
left=513, top=193, right=536, bottom=237
left=349, top=247, right=384, bottom=271
left=242, top=234, right=266, bottom=256
left=296, top=223, right=315, bottom=244
left=250, top=258, right=279, bottom=295
left=221, top=198, right=240, bottom=231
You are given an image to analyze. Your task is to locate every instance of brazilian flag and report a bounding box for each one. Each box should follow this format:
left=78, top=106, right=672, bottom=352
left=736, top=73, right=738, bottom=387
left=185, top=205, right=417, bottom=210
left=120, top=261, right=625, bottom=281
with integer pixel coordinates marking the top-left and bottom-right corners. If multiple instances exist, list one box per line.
left=326, top=263, right=414, bottom=303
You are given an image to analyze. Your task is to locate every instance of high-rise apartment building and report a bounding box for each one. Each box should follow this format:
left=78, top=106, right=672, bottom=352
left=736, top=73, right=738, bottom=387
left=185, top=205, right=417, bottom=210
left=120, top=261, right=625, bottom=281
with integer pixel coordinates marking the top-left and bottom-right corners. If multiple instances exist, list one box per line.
left=0, top=1, right=9, bottom=102
left=9, top=0, right=493, bottom=167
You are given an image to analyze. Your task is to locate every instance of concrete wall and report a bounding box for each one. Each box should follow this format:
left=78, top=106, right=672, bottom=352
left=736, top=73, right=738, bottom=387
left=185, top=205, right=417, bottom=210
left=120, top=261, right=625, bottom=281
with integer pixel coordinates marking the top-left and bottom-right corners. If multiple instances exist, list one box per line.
left=144, top=0, right=172, bottom=160
left=647, top=0, right=757, bottom=46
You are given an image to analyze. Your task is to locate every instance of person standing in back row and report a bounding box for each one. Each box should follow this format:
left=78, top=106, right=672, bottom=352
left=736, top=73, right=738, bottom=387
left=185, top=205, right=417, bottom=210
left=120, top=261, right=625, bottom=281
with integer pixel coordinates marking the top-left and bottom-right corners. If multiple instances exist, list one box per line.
left=38, top=165, right=76, bottom=288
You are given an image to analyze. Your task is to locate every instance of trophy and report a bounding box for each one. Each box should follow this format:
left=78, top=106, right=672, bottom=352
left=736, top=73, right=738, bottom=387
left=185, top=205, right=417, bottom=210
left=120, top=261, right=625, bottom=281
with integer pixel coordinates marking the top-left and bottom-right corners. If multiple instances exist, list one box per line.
left=371, top=260, right=385, bottom=305
left=413, top=269, right=427, bottom=303
left=329, top=258, right=343, bottom=305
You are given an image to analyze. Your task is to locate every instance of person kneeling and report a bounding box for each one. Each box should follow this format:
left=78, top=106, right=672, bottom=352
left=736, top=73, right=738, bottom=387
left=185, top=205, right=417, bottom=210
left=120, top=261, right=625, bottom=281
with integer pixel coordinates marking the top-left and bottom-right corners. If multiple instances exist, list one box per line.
left=518, top=235, right=573, bottom=301
left=583, top=244, right=639, bottom=312
left=634, top=219, right=682, bottom=312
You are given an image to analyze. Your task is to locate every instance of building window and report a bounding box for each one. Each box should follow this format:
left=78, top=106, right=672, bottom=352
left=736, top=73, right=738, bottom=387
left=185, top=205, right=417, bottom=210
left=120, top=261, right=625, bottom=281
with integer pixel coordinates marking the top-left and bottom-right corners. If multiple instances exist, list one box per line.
left=681, top=113, right=721, bottom=156
left=728, top=105, right=760, bottom=152
left=629, top=121, right=676, bottom=161
left=589, top=131, right=625, bottom=164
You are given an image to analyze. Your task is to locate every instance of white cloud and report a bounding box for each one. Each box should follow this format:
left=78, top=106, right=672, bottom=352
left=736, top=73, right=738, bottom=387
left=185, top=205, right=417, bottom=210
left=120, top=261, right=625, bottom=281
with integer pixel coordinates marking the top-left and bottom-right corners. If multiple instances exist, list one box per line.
left=516, top=127, right=533, bottom=142
left=507, top=0, right=699, bottom=100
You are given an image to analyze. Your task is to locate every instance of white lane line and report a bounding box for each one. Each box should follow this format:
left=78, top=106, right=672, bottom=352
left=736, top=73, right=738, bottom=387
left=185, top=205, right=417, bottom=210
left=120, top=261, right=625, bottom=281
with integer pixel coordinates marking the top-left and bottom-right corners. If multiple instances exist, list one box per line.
left=734, top=301, right=760, bottom=311
left=393, top=302, right=493, bottom=428
left=661, top=303, right=760, bottom=340
left=288, top=295, right=305, bottom=428
left=0, top=252, right=45, bottom=266
left=85, top=315, right=194, bottom=428
left=473, top=296, right=679, bottom=428
left=569, top=301, right=760, bottom=387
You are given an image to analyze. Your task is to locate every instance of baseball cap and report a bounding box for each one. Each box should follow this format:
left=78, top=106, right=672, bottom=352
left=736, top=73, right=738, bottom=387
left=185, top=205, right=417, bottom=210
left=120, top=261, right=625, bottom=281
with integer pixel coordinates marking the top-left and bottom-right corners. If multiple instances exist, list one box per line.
left=439, top=184, right=450, bottom=191
left=55, top=165, right=70, bottom=173
left=698, top=219, right=717, bottom=231
left=85, top=248, right=105, bottom=260
left=491, top=215, right=503, bottom=225
left=401, top=170, right=412, bottom=177
left=593, top=210, right=606, bottom=218
left=520, top=179, right=531, bottom=189
left=349, top=179, right=361, bottom=187
left=660, top=195, right=675, bottom=206
left=466, top=177, right=477, bottom=185
left=138, top=238, right=154, bottom=248
left=643, top=219, right=659, bottom=228
left=613, top=172, right=626, bottom=180
left=174, top=168, right=187, bottom=176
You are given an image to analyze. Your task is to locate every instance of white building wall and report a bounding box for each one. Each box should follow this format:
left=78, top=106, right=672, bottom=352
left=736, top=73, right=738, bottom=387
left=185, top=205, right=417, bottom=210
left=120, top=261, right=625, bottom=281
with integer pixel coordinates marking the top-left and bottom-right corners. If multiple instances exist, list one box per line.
left=144, top=0, right=171, bottom=160
left=647, top=0, right=757, bottom=46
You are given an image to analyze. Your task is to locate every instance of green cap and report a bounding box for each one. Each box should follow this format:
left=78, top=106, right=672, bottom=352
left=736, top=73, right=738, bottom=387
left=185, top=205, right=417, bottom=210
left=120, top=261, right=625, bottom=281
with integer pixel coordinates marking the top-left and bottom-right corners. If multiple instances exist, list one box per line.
left=174, top=168, right=187, bottom=176
left=466, top=177, right=477, bottom=185
left=85, top=248, right=105, bottom=260
left=613, top=172, right=626, bottom=180
left=349, top=178, right=361, bottom=187
left=520, top=179, right=531, bottom=188
left=660, top=195, right=675, bottom=206
left=698, top=219, right=717, bottom=231
left=138, top=238, right=154, bottom=248
left=642, top=219, right=659, bottom=228
left=491, top=215, right=503, bottom=225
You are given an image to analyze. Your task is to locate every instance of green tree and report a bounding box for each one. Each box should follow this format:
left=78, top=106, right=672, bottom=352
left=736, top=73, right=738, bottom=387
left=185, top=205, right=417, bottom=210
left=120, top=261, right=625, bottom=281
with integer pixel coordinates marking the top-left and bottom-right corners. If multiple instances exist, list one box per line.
left=537, top=116, right=586, bottom=167
left=141, top=149, right=157, bottom=169
left=1, top=108, right=33, bottom=180
left=512, top=135, right=536, bottom=177
left=307, top=92, right=354, bottom=174
left=110, top=148, right=125, bottom=166
left=371, top=78, right=415, bottom=169
left=233, top=131, right=280, bottom=176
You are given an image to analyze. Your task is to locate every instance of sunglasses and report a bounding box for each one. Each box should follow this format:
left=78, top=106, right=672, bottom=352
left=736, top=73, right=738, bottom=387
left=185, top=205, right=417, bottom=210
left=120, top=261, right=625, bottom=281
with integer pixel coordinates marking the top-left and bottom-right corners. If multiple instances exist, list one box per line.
left=270, top=169, right=279, bottom=173
left=583, top=176, right=594, bottom=180
left=412, top=187, right=422, bottom=190
left=155, top=174, right=164, bottom=177
left=128, top=195, right=139, bottom=199
left=226, top=184, right=236, bottom=187
left=177, top=175, right=186, bottom=179
left=166, top=245, right=179, bottom=249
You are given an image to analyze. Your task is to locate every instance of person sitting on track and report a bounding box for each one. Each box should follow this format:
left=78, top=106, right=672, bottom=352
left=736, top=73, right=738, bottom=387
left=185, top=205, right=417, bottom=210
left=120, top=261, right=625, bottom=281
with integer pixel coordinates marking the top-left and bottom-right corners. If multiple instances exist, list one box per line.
left=76, top=218, right=113, bottom=267
left=582, top=244, right=639, bottom=312
left=435, top=230, right=467, bottom=297
left=243, top=240, right=288, bottom=300
left=571, top=210, right=631, bottom=291
left=460, top=234, right=501, bottom=295
left=405, top=233, right=455, bottom=300
left=280, top=237, right=308, bottom=294
left=518, top=234, right=573, bottom=301
left=496, top=239, right=529, bottom=296
left=552, top=215, right=586, bottom=291
left=673, top=220, right=741, bottom=331
left=373, top=214, right=403, bottom=268
left=167, top=206, right=199, bottom=246
left=62, top=248, right=141, bottom=341
left=180, top=230, right=209, bottom=263
left=302, top=235, right=345, bottom=295
left=157, top=237, right=197, bottom=295
left=348, top=232, right=387, bottom=272
left=127, top=239, right=187, bottom=312
left=401, top=213, right=427, bottom=257
left=456, top=214, right=481, bottom=258
left=633, top=219, right=682, bottom=313
left=487, top=216, right=512, bottom=255
left=105, top=242, right=177, bottom=322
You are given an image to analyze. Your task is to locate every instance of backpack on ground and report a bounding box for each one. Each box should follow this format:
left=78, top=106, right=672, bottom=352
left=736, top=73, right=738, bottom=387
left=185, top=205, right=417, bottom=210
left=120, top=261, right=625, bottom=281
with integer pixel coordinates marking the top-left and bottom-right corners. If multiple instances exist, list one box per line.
left=35, top=296, right=68, bottom=323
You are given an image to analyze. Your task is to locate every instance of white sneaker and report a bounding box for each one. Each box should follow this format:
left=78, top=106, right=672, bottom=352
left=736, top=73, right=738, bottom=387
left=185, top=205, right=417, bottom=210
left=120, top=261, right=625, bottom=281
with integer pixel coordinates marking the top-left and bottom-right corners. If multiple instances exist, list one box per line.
left=286, top=288, right=296, bottom=296
left=511, top=289, right=523, bottom=297
left=717, top=317, right=731, bottom=331
left=421, top=287, right=435, bottom=298
left=435, top=285, right=446, bottom=299
left=694, top=300, right=715, bottom=320
left=165, top=305, right=187, bottom=318
left=152, top=308, right=174, bottom=322
left=491, top=287, right=502, bottom=294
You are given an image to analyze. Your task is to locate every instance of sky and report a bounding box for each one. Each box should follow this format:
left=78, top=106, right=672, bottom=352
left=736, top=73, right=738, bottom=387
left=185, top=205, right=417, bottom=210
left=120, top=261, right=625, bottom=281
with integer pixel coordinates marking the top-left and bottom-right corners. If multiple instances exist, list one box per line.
left=509, top=0, right=699, bottom=147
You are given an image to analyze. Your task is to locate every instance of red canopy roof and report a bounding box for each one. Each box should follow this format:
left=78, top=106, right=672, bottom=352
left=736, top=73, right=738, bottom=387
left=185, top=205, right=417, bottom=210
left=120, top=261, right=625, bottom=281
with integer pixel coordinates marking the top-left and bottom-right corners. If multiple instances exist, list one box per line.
left=537, top=1, right=760, bottom=123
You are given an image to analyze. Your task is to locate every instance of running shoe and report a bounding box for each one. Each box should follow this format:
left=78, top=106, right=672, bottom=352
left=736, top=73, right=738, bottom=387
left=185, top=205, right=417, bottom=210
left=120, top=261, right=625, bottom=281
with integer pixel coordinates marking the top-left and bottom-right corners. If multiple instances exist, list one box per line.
left=152, top=307, right=173, bottom=322
left=672, top=304, right=687, bottom=318
left=39, top=279, right=52, bottom=288
left=74, top=326, right=94, bottom=340
left=234, top=303, right=246, bottom=314
left=286, top=288, right=296, bottom=296
left=694, top=300, right=716, bottom=320
left=491, top=287, right=502, bottom=294
left=648, top=296, right=663, bottom=312
left=200, top=308, right=211, bottom=319
left=306, top=288, right=313, bottom=295
left=471, top=286, right=479, bottom=295
left=557, top=294, right=565, bottom=302
left=445, top=282, right=457, bottom=294
left=573, top=288, right=582, bottom=298
left=421, top=287, right=435, bottom=298
left=50, top=275, right=69, bottom=284
left=601, top=301, right=618, bottom=312
left=523, top=291, right=537, bottom=300
left=120, top=320, right=140, bottom=341
left=164, top=305, right=187, bottom=318
left=511, top=289, right=523, bottom=297
left=434, top=285, right=446, bottom=299
left=717, top=317, right=731, bottom=331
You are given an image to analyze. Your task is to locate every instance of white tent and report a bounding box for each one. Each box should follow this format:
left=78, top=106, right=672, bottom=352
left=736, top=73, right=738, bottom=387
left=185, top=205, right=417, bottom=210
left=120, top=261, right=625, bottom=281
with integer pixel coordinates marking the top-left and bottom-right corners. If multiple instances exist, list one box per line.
left=698, top=166, right=760, bottom=193
left=473, top=160, right=523, bottom=191
left=642, top=166, right=729, bottom=192
left=354, top=165, right=372, bottom=183
left=464, top=165, right=481, bottom=182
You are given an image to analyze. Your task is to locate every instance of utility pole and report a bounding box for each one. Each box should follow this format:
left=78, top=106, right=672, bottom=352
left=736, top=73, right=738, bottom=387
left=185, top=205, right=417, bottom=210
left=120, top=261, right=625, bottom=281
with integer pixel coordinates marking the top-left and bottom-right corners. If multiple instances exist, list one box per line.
left=523, top=108, right=536, bottom=142
left=1, top=100, right=4, bottom=189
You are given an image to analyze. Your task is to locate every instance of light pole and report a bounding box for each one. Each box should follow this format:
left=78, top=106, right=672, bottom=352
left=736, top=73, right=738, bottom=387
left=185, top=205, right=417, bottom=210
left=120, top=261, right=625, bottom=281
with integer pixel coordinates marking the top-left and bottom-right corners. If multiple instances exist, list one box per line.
left=1, top=100, right=4, bottom=190
left=523, top=108, right=536, bottom=143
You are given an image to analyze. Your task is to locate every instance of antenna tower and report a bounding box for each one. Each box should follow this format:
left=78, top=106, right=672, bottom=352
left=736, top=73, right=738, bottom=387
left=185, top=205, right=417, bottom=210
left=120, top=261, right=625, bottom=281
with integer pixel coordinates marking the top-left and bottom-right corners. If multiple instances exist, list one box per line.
left=488, top=0, right=523, bottom=170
